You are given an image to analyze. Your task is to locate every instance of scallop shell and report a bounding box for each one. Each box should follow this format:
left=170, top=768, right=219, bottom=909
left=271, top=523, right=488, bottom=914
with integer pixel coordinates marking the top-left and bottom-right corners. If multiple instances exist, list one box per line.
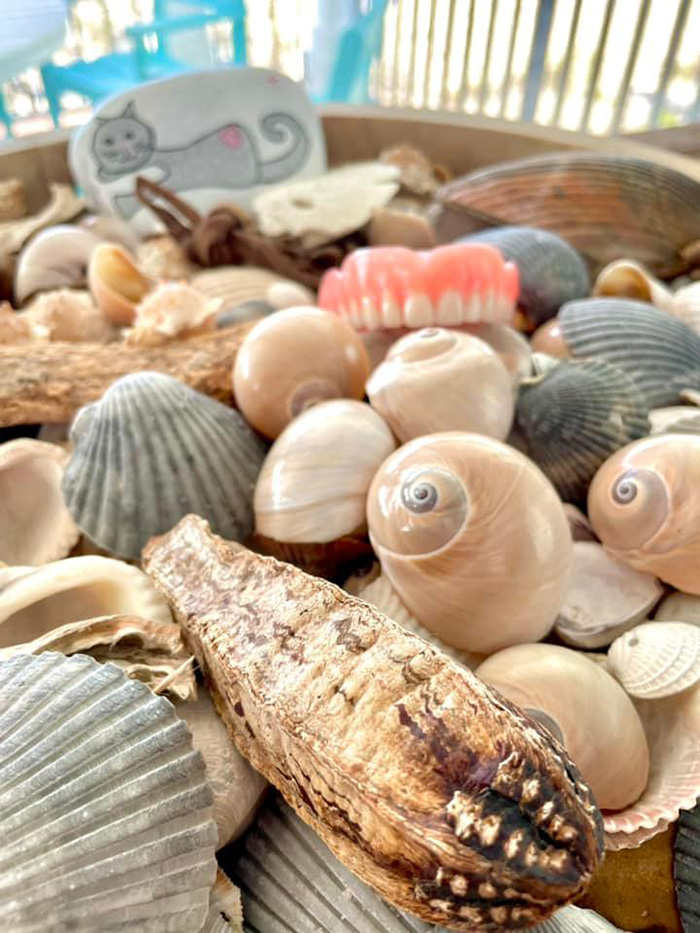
left=25, top=289, right=114, bottom=342
left=254, top=399, right=395, bottom=545
left=367, top=432, right=572, bottom=653
left=477, top=644, right=650, bottom=813
left=126, top=282, right=220, bottom=347
left=588, top=434, right=700, bottom=594
left=0, top=439, right=79, bottom=565
left=655, top=591, right=700, bottom=626
left=233, top=307, right=370, bottom=440
left=367, top=327, right=514, bottom=443
left=555, top=542, right=663, bottom=649
left=191, top=265, right=302, bottom=312
left=14, top=224, right=103, bottom=305
left=266, top=279, right=316, bottom=310
left=514, top=358, right=649, bottom=502
left=0, top=557, right=173, bottom=648
left=0, top=652, right=218, bottom=931
left=675, top=802, right=700, bottom=933
left=63, top=372, right=266, bottom=561
left=558, top=298, right=700, bottom=408
left=87, top=242, right=155, bottom=325
left=608, top=621, right=700, bottom=699
left=433, top=153, right=700, bottom=276
left=462, top=226, right=590, bottom=325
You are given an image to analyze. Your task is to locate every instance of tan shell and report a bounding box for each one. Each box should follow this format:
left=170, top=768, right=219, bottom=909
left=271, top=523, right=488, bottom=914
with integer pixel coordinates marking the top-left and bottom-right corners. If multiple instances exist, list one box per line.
left=25, top=289, right=115, bottom=342
left=655, top=590, right=700, bottom=626
left=367, top=327, right=514, bottom=443
left=254, top=399, right=395, bottom=544
left=555, top=542, right=663, bottom=649
left=178, top=688, right=268, bottom=849
left=588, top=434, right=700, bottom=594
left=608, top=621, right=700, bottom=699
left=14, top=224, right=103, bottom=305
left=0, top=556, right=172, bottom=648
left=367, top=432, right=572, bottom=653
left=463, top=322, right=533, bottom=387
left=87, top=242, right=155, bottom=325
left=530, top=318, right=570, bottom=358
left=379, top=143, right=451, bottom=196
left=367, top=201, right=437, bottom=249
left=126, top=281, right=220, bottom=346
left=266, top=279, right=316, bottom=310
left=0, top=439, right=79, bottom=565
left=191, top=265, right=293, bottom=310
left=233, top=307, right=370, bottom=439
left=477, top=644, right=650, bottom=812
left=0, top=302, right=39, bottom=345
left=0, top=184, right=84, bottom=260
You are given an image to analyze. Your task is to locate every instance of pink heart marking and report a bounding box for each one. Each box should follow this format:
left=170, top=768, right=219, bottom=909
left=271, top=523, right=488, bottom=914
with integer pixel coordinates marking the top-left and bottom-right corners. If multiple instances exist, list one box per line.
left=219, top=126, right=244, bottom=149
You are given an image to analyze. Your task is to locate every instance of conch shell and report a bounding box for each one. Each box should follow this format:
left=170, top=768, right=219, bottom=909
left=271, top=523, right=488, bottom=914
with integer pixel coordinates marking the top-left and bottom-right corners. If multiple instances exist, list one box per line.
left=367, top=432, right=572, bottom=653
left=125, top=281, right=220, bottom=346
left=14, top=224, right=103, bottom=305
left=588, top=434, right=700, bottom=594
left=87, top=242, right=155, bottom=325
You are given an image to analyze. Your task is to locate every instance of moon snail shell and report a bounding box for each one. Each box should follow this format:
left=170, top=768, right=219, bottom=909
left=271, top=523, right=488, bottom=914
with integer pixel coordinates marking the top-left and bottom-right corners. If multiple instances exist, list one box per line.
left=367, top=432, right=573, bottom=653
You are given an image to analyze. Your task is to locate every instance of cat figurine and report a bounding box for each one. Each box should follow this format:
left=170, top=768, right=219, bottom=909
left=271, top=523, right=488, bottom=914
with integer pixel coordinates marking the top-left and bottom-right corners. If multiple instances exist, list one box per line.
left=90, top=101, right=310, bottom=219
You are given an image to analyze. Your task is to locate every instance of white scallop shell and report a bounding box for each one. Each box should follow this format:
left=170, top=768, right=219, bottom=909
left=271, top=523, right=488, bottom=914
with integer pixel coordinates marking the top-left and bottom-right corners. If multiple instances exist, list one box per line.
left=0, top=652, right=218, bottom=931
left=608, top=621, right=700, bottom=699
left=0, top=439, right=79, bottom=566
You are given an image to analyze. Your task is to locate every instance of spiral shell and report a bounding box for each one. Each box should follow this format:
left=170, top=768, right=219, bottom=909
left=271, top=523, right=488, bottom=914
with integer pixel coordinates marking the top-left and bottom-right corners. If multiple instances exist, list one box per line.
left=514, top=358, right=649, bottom=503
left=87, top=242, right=155, bottom=325
left=477, top=644, right=650, bottom=812
left=233, top=307, right=370, bottom=440
left=608, top=621, right=700, bottom=700
left=367, top=327, right=514, bottom=443
left=588, top=434, right=700, bottom=594
left=367, top=432, right=572, bottom=653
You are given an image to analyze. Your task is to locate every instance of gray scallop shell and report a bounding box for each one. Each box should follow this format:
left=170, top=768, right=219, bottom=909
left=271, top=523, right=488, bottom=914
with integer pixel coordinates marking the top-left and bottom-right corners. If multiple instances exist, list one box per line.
left=0, top=651, right=218, bottom=931
left=676, top=801, right=700, bottom=933
left=514, top=358, right=649, bottom=503
left=461, top=226, right=590, bottom=325
left=225, top=794, right=619, bottom=933
left=559, top=298, right=700, bottom=409
left=63, top=372, right=267, bottom=560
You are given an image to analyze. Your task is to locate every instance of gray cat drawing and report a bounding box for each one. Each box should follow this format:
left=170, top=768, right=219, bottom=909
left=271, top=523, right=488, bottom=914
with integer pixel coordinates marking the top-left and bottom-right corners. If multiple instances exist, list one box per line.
left=91, top=102, right=310, bottom=218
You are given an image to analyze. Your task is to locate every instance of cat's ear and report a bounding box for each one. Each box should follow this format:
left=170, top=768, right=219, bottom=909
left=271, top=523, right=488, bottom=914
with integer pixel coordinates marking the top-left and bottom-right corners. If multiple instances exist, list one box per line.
left=121, top=101, right=137, bottom=119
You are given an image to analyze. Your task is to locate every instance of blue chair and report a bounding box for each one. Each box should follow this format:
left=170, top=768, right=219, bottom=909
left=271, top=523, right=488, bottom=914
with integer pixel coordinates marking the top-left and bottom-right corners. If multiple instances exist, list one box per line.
left=41, top=0, right=247, bottom=127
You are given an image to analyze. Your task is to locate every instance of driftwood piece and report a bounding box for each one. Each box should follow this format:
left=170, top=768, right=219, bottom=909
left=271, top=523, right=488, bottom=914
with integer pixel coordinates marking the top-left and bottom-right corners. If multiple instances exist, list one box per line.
left=143, top=515, right=603, bottom=931
left=0, top=322, right=254, bottom=426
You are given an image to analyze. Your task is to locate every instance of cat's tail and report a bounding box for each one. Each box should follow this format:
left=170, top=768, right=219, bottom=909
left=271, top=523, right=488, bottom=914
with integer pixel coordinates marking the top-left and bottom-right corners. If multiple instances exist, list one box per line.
left=259, top=113, right=310, bottom=184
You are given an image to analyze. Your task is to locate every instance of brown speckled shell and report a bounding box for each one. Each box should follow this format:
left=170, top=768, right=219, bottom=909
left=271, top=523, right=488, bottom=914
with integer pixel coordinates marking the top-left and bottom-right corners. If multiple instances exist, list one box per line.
left=143, top=516, right=603, bottom=931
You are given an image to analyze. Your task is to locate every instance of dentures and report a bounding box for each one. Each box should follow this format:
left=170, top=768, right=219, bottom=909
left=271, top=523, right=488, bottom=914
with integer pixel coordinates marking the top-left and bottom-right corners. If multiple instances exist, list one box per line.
left=318, top=243, right=519, bottom=331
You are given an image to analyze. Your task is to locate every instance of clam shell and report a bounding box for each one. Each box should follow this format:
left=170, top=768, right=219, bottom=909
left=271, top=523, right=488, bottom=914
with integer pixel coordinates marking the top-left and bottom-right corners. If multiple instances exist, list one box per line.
left=87, top=242, right=155, bottom=326
left=190, top=266, right=295, bottom=312
left=675, top=802, right=700, bottom=933
left=558, top=298, right=700, bottom=408
left=462, top=226, right=590, bottom=325
left=655, top=591, right=700, bottom=626
left=0, top=439, right=79, bottom=565
left=608, top=621, right=700, bottom=699
left=555, top=542, right=662, bottom=649
left=0, top=556, right=173, bottom=648
left=63, top=372, right=266, bottom=561
left=14, top=224, right=103, bottom=305
left=514, top=358, right=649, bottom=502
left=433, top=153, right=700, bottom=276
left=0, top=652, right=218, bottom=931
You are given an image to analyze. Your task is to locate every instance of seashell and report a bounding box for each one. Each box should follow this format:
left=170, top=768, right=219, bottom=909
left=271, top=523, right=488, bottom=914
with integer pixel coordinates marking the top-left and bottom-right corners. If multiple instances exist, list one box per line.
left=462, top=226, right=590, bottom=325
left=0, top=612, right=195, bottom=700
left=24, top=288, right=115, bottom=342
left=367, top=432, right=572, bottom=653
left=63, top=371, right=266, bottom=561
left=514, top=358, right=649, bottom=502
left=649, top=404, right=700, bottom=435
left=205, top=870, right=244, bottom=933
left=675, top=801, right=700, bottom=933
left=379, top=143, right=451, bottom=196
left=563, top=503, right=598, bottom=542
left=136, top=233, right=199, bottom=280
left=669, top=280, right=700, bottom=336
left=367, top=200, right=437, bottom=250
left=0, top=555, right=172, bottom=648
left=0, top=652, right=218, bottom=930
left=0, top=302, right=39, bottom=345
left=558, top=298, right=700, bottom=408
left=266, top=279, right=316, bottom=310
left=233, top=307, right=370, bottom=440
left=588, top=434, right=700, bottom=594
left=254, top=399, right=395, bottom=545
left=14, top=224, right=103, bottom=305
left=87, top=242, right=155, bottom=325
left=555, top=542, right=663, bottom=649
left=433, top=153, right=700, bottom=276
left=608, top=621, right=700, bottom=699
left=367, top=327, right=514, bottom=442
left=216, top=299, right=274, bottom=328
left=593, top=258, right=674, bottom=309
left=79, top=212, right=139, bottom=251
left=191, top=265, right=296, bottom=311
left=318, top=243, right=519, bottom=332
left=464, top=321, right=533, bottom=386
left=125, top=281, right=221, bottom=347
left=0, top=184, right=84, bottom=261
left=477, top=643, right=650, bottom=812
left=360, top=329, right=397, bottom=373
left=530, top=351, right=561, bottom=377
left=655, top=590, right=700, bottom=626
left=530, top=317, right=571, bottom=358
left=178, top=687, right=267, bottom=849
left=0, top=438, right=79, bottom=565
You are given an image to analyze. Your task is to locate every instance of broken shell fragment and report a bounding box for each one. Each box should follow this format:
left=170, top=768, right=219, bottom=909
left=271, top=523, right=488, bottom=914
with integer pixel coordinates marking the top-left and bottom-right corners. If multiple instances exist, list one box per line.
left=0, top=303, right=39, bottom=345
left=14, top=224, right=103, bottom=305
left=0, top=652, right=218, bottom=931
left=126, top=281, right=220, bottom=346
left=143, top=515, right=603, bottom=929
left=25, top=289, right=114, bottom=342
left=608, top=621, right=700, bottom=700
left=87, top=242, right=155, bottom=325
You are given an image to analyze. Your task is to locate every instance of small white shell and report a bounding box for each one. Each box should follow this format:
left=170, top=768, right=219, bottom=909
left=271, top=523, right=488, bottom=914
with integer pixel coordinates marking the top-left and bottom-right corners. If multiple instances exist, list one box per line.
left=608, top=621, right=700, bottom=699
left=14, top=224, right=103, bottom=305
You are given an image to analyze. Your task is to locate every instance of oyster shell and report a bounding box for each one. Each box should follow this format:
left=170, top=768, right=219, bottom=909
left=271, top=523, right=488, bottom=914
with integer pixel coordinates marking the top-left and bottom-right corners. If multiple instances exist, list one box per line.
left=608, top=621, right=700, bottom=699
left=63, top=372, right=266, bottom=560
left=0, top=652, right=218, bottom=930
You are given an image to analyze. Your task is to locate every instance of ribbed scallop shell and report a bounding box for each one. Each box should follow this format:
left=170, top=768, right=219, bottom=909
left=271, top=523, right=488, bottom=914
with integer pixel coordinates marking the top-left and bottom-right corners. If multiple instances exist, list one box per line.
left=190, top=266, right=295, bottom=312
left=63, top=372, right=266, bottom=561
left=559, top=298, right=700, bottom=408
left=608, top=621, right=700, bottom=699
left=0, top=652, right=218, bottom=931
left=514, top=358, right=649, bottom=502
left=675, top=802, right=700, bottom=933
left=462, top=226, right=590, bottom=325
